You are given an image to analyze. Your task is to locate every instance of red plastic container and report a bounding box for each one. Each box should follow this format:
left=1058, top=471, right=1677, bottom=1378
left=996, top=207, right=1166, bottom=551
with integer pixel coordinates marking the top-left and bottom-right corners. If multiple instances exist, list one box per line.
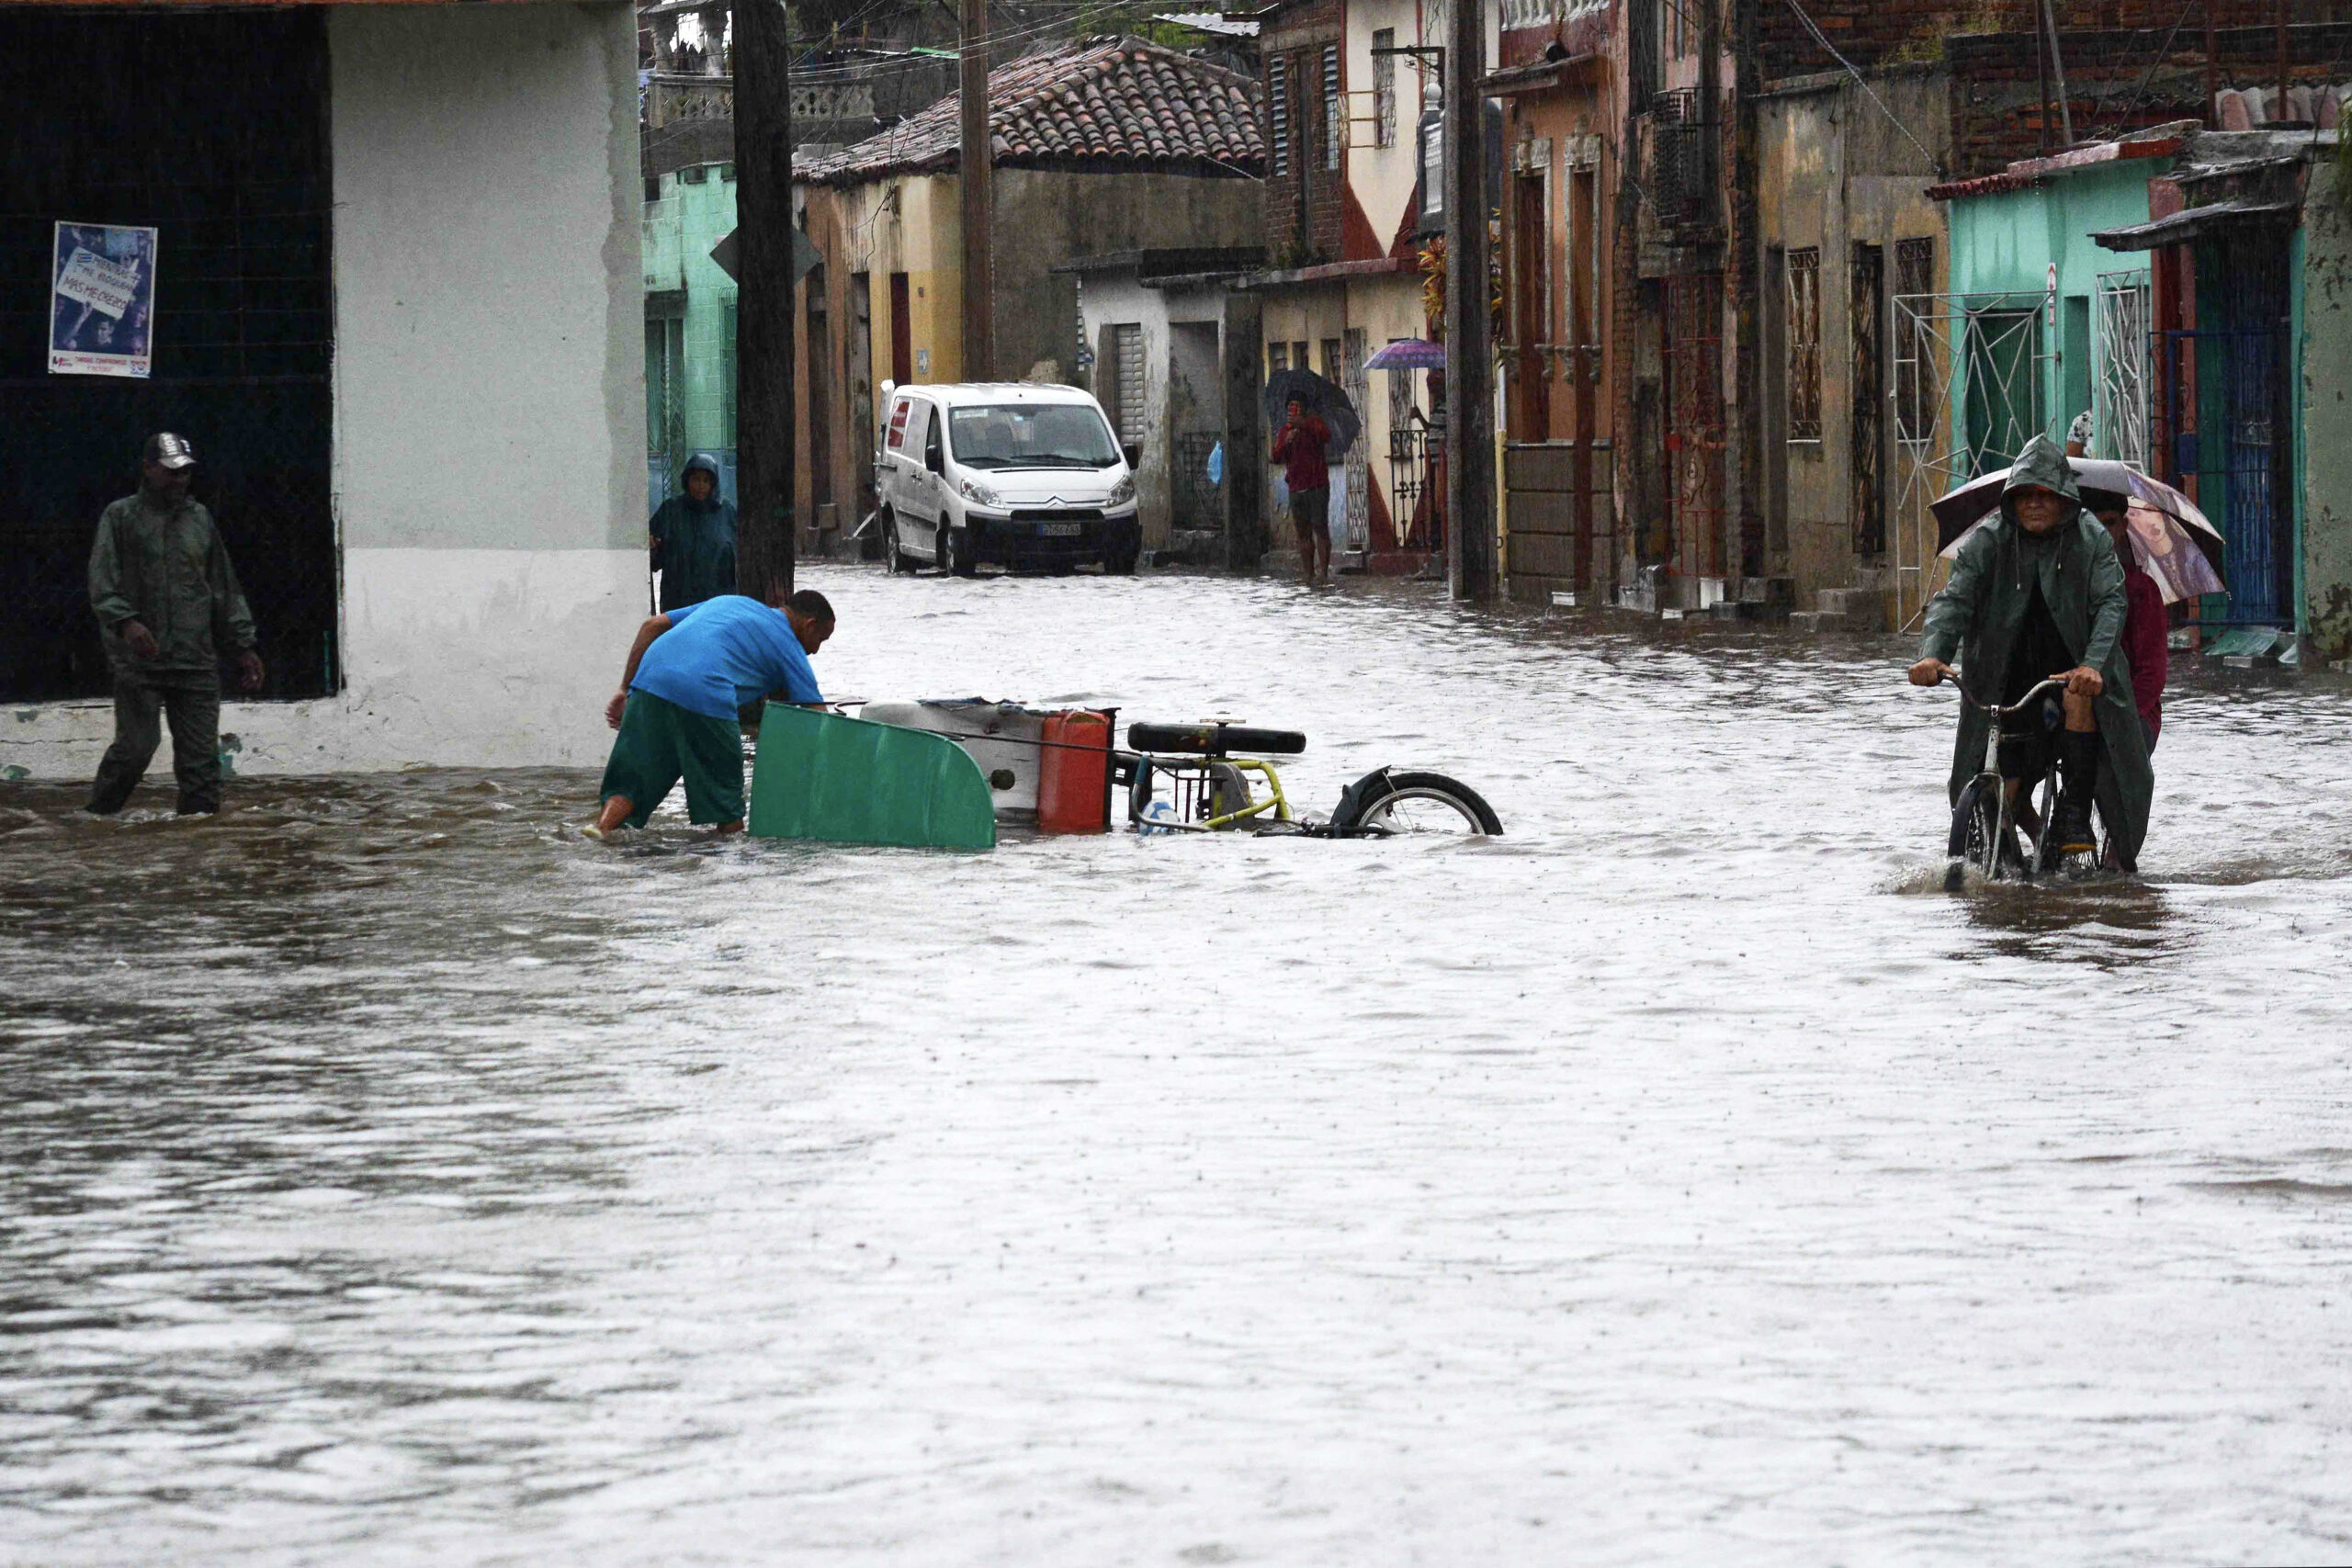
left=1037, top=709, right=1112, bottom=833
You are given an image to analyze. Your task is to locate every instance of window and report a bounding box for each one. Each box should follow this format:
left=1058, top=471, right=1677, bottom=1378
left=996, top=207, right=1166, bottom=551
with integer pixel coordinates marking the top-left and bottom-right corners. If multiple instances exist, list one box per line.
left=1659, top=0, right=1696, bottom=61
left=1269, top=342, right=1289, bottom=374
left=1110, top=323, right=1146, bottom=446
left=1269, top=58, right=1291, bottom=176
left=1373, top=29, right=1396, bottom=147
left=1294, top=340, right=1309, bottom=370
left=1323, top=45, right=1342, bottom=172
left=1320, top=338, right=1342, bottom=380
left=1787, top=246, right=1822, bottom=443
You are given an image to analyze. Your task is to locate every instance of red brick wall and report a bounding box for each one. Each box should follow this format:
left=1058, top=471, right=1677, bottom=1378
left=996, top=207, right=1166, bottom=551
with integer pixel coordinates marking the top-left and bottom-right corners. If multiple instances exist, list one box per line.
left=1945, top=21, right=2352, bottom=175
left=1758, top=0, right=2347, bottom=84
left=1261, top=0, right=1346, bottom=265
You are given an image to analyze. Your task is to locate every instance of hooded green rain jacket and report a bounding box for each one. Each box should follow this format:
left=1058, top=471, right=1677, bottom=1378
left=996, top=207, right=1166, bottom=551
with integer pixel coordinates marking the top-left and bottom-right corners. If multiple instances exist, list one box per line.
left=88, top=488, right=256, bottom=677
left=650, top=452, right=739, bottom=612
left=1918, top=434, right=2155, bottom=868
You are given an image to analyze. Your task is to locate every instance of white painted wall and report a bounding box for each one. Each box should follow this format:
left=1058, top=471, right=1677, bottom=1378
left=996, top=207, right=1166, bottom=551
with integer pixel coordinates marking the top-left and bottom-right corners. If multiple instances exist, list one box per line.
left=4, top=1, right=645, bottom=780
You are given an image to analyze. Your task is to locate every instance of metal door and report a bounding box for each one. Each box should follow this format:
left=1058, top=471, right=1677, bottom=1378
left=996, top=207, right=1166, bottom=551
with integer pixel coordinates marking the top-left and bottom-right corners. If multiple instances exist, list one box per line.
left=1663, top=272, right=1724, bottom=578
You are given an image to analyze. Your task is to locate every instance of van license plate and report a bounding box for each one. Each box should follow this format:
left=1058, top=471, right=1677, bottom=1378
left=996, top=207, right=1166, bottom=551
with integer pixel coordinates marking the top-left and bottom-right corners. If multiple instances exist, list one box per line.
left=1039, top=523, right=1083, bottom=536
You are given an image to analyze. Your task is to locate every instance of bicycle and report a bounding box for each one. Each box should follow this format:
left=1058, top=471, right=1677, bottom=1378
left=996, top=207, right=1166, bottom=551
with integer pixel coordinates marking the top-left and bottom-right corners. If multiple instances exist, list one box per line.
left=1939, top=672, right=2104, bottom=887
left=1118, top=720, right=1503, bottom=837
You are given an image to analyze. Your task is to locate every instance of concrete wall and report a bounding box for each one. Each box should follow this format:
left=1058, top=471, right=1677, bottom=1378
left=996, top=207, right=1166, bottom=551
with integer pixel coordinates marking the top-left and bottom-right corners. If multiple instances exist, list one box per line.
left=991, top=170, right=1263, bottom=389
left=4, top=1, right=645, bottom=780
left=1755, top=70, right=1949, bottom=615
left=1077, top=273, right=1175, bottom=546
left=2302, top=155, right=2352, bottom=663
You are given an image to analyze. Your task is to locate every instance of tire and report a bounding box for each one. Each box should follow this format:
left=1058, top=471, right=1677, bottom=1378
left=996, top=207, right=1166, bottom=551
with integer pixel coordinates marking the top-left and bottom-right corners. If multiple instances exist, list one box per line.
left=1331, top=770, right=1502, bottom=836
left=1948, top=774, right=2003, bottom=887
left=1126, top=721, right=1307, bottom=757
left=942, top=525, right=978, bottom=578
left=1104, top=549, right=1138, bottom=576
left=886, top=512, right=918, bottom=575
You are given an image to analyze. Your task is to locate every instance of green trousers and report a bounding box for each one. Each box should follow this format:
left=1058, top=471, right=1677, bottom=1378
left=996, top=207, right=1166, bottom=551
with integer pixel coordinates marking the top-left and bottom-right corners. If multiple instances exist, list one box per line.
left=89, top=671, right=222, bottom=816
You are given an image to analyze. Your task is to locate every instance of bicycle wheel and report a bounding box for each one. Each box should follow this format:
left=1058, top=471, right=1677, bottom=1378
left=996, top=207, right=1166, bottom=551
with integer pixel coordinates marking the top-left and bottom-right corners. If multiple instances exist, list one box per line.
left=1333, top=771, right=1502, bottom=836
left=1948, top=774, right=2003, bottom=887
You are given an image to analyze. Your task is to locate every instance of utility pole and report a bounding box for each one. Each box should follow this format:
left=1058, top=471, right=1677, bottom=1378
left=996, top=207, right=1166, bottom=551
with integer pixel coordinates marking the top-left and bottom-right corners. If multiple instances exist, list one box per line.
left=1442, top=0, right=1495, bottom=602
left=2203, top=0, right=2218, bottom=128
left=960, top=0, right=993, bottom=382
left=2038, top=0, right=2074, bottom=149
left=733, top=0, right=797, bottom=599
left=2276, top=0, right=2290, bottom=126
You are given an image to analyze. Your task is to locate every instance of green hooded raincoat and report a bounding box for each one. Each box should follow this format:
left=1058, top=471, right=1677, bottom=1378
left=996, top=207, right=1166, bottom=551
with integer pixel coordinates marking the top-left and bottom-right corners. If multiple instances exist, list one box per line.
left=1918, top=434, right=2155, bottom=868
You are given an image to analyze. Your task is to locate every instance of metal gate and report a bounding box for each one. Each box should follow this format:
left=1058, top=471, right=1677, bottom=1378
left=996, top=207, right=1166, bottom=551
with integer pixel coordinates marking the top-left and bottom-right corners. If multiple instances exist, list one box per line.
left=1890, top=288, right=2056, bottom=626
left=1663, top=272, right=1724, bottom=579
left=1850, top=243, right=1884, bottom=558
left=2093, top=269, right=2152, bottom=469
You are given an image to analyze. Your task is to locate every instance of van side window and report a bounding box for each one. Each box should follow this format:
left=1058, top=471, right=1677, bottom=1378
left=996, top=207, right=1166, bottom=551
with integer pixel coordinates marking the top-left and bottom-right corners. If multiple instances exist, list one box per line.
left=886, top=397, right=912, bottom=450
left=923, top=409, right=943, bottom=468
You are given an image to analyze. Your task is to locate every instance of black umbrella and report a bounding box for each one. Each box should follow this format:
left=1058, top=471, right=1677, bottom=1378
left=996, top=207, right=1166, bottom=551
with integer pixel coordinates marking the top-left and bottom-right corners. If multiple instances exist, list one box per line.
left=1262, top=367, right=1360, bottom=458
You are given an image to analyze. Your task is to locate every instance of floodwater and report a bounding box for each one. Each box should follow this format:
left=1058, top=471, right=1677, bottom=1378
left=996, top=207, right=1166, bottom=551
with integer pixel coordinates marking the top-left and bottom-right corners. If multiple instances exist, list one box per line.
left=5, top=565, right=2351, bottom=1566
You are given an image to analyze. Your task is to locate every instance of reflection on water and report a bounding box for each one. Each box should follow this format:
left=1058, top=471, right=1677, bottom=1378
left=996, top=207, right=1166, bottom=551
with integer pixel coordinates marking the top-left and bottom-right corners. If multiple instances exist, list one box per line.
left=4, top=566, right=2350, bottom=1565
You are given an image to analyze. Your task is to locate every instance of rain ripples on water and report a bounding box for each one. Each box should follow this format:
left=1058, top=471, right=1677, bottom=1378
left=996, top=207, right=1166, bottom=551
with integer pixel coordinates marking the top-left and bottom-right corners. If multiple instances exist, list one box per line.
left=4, top=566, right=2350, bottom=1564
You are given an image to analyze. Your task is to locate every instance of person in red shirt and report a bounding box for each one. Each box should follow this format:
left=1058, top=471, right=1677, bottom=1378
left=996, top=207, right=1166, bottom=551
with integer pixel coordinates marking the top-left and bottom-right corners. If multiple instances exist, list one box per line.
left=2094, top=502, right=2166, bottom=869
left=1271, top=400, right=1332, bottom=585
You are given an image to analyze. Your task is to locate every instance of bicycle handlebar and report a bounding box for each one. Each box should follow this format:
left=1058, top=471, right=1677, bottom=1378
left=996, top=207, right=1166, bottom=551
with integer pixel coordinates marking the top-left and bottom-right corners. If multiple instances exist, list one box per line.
left=1939, top=670, right=2069, bottom=716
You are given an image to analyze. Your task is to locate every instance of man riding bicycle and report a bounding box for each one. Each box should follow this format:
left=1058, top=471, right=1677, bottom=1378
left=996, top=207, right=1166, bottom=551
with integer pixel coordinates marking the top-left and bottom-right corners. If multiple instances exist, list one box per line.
left=1906, top=434, right=2154, bottom=873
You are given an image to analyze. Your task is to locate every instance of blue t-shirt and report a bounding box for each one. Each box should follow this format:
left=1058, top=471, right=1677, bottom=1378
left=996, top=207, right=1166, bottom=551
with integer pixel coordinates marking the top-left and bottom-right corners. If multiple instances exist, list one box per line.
left=631, top=595, right=822, bottom=720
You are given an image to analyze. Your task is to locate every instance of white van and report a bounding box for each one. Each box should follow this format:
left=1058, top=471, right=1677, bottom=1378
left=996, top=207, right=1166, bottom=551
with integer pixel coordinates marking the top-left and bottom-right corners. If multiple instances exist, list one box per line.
left=874, top=381, right=1141, bottom=576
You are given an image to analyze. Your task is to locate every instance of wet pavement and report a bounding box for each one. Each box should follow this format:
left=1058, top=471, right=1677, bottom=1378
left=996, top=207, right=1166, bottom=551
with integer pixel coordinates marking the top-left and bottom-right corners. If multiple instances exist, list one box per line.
left=4, top=564, right=2350, bottom=1565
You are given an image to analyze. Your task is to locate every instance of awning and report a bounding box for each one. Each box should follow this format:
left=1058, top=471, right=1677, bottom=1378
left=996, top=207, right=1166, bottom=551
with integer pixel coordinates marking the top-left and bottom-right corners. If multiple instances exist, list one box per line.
left=1478, top=54, right=1597, bottom=96
left=2091, top=198, right=2296, bottom=251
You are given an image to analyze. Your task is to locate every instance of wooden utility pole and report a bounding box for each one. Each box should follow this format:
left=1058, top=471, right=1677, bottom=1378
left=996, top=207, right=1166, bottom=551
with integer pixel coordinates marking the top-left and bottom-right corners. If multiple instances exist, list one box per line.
left=1443, top=0, right=1496, bottom=601
left=2039, top=0, right=2074, bottom=148
left=2204, top=0, right=2218, bottom=128
left=2276, top=0, right=2290, bottom=124
left=733, top=0, right=797, bottom=600
left=960, top=0, right=993, bottom=382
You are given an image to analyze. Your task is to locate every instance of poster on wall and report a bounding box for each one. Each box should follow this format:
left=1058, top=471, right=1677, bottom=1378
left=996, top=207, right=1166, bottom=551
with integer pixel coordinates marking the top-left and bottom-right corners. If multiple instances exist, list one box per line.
left=49, top=222, right=157, bottom=378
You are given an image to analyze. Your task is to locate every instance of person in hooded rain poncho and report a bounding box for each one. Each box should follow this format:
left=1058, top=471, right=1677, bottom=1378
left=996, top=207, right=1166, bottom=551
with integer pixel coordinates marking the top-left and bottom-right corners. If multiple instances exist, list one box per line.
left=1908, top=434, right=2155, bottom=872
left=648, top=452, right=738, bottom=612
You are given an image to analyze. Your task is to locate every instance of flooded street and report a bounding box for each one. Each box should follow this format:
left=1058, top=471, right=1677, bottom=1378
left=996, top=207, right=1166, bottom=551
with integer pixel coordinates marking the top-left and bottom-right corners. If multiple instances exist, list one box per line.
left=5, top=564, right=2351, bottom=1565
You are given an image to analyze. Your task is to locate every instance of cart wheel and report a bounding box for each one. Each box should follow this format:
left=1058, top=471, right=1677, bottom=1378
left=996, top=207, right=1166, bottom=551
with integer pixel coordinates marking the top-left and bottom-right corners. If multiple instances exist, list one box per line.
left=1331, top=770, right=1501, bottom=836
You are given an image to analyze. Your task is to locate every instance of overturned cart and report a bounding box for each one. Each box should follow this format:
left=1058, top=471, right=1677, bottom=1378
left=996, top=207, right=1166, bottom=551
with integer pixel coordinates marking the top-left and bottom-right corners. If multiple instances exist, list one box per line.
left=746, top=699, right=1501, bottom=848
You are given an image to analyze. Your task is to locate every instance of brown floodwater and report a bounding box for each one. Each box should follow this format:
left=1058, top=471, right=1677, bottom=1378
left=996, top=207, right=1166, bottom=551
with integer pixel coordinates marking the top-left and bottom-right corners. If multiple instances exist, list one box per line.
left=4, top=565, right=2350, bottom=1565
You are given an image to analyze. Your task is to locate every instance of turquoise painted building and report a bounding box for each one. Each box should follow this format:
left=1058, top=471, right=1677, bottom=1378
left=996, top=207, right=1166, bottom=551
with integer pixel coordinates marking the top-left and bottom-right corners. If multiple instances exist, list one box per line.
left=1935, top=130, right=2335, bottom=648
left=642, top=160, right=741, bottom=511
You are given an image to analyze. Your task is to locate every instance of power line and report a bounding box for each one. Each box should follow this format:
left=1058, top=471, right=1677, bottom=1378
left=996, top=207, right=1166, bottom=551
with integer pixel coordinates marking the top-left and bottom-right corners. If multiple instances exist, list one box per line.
left=1776, top=0, right=1944, bottom=176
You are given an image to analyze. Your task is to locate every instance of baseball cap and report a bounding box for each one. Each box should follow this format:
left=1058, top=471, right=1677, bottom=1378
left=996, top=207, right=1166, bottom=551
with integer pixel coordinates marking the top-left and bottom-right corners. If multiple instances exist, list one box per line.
left=143, top=432, right=197, bottom=470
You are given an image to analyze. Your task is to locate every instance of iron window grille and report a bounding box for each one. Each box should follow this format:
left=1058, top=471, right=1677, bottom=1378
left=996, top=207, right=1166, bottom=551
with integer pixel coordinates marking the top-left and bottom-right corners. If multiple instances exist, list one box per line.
left=1787, top=247, right=1822, bottom=443
left=1373, top=30, right=1396, bottom=147
left=1650, top=88, right=1710, bottom=227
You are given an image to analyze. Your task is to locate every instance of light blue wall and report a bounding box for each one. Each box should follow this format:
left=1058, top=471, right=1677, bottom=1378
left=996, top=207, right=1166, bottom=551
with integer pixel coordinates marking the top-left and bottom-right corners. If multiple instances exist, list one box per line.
left=641, top=163, right=741, bottom=509
left=1943, top=160, right=2164, bottom=444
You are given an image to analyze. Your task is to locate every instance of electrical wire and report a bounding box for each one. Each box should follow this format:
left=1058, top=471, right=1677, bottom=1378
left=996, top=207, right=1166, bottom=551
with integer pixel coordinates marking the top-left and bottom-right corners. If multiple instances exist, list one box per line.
left=1776, top=0, right=1943, bottom=175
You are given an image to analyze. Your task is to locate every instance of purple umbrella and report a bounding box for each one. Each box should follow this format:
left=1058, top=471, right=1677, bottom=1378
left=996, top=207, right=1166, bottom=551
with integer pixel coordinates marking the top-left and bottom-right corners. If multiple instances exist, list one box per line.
left=1364, top=338, right=1446, bottom=371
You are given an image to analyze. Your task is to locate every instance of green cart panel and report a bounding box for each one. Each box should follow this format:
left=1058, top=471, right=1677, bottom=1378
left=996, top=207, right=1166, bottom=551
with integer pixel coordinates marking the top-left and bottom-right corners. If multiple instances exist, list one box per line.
left=748, top=704, right=997, bottom=850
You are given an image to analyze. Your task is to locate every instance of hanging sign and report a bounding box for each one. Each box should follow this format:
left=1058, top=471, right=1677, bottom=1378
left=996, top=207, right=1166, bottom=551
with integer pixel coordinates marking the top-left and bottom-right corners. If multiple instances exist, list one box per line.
left=50, top=222, right=157, bottom=378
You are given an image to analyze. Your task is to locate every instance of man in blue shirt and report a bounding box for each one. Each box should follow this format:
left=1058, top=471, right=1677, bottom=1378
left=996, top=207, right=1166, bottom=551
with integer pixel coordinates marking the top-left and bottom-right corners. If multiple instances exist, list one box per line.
left=584, top=588, right=834, bottom=838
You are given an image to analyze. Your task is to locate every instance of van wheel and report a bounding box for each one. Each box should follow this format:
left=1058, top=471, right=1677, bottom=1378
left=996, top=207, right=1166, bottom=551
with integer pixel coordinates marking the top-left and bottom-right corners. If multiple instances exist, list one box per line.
left=1104, top=549, right=1139, bottom=576
left=942, top=526, right=978, bottom=578
left=885, top=512, right=918, bottom=575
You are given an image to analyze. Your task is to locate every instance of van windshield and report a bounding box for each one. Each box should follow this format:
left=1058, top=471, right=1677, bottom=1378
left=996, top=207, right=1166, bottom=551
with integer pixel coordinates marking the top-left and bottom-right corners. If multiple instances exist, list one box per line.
left=945, top=403, right=1121, bottom=469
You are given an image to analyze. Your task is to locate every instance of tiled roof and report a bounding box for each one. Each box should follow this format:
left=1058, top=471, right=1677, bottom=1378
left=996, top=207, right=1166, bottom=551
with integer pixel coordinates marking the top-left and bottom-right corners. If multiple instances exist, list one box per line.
left=794, top=37, right=1264, bottom=186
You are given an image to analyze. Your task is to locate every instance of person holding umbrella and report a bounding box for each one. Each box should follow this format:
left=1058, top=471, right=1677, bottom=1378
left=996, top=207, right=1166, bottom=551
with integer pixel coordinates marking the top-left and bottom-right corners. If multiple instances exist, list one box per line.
left=1907, top=434, right=2154, bottom=873
left=1272, top=398, right=1332, bottom=585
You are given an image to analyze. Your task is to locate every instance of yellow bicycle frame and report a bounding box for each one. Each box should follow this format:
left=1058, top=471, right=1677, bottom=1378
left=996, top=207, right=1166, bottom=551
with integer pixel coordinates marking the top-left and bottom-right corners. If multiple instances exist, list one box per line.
left=1171, top=758, right=1292, bottom=831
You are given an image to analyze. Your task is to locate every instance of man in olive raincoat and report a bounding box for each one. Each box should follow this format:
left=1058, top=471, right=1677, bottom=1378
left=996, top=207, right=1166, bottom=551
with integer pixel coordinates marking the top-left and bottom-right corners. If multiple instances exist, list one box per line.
left=86, top=432, right=265, bottom=817
left=1908, top=434, right=2154, bottom=870
left=649, top=452, right=737, bottom=612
